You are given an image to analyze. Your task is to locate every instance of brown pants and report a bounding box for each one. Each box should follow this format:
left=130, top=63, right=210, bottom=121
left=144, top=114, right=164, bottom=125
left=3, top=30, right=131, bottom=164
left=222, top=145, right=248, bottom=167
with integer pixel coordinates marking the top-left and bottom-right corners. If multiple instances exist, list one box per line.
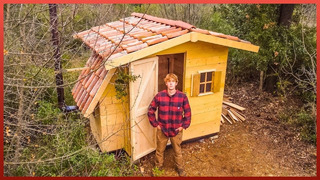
left=155, top=129, right=183, bottom=170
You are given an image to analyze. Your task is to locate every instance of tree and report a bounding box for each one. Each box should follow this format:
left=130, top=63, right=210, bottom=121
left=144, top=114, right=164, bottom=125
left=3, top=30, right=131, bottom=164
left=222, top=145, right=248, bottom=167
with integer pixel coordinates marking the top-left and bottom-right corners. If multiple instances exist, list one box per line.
left=3, top=4, right=139, bottom=176
left=49, top=4, right=65, bottom=110
left=264, top=4, right=295, bottom=93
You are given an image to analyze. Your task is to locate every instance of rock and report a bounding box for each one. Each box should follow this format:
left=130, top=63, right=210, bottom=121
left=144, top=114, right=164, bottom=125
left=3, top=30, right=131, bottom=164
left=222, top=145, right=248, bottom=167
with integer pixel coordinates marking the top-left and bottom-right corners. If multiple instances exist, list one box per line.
left=140, top=167, right=144, bottom=173
left=211, top=135, right=219, bottom=139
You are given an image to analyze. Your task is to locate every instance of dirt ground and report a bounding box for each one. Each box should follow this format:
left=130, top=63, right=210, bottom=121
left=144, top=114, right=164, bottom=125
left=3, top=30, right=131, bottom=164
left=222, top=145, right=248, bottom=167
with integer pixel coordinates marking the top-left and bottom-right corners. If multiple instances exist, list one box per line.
left=136, top=82, right=317, bottom=177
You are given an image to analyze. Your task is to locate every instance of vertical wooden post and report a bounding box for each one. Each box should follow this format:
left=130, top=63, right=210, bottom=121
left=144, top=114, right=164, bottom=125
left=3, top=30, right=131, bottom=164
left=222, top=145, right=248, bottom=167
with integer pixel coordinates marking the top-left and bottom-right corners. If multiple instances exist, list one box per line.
left=49, top=4, right=65, bottom=110
left=259, top=71, right=264, bottom=91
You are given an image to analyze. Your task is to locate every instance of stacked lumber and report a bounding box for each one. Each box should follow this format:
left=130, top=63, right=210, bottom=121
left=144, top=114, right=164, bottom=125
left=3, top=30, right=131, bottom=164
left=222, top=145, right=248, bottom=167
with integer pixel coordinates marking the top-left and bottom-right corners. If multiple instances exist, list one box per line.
left=221, top=95, right=246, bottom=124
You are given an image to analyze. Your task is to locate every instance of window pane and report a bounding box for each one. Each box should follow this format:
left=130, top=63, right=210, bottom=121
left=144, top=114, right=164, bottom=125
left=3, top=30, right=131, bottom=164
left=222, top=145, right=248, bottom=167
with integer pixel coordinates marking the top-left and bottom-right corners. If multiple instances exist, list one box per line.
left=200, top=84, right=205, bottom=93
left=207, top=72, right=212, bottom=81
left=200, top=73, right=206, bottom=82
left=206, top=83, right=212, bottom=92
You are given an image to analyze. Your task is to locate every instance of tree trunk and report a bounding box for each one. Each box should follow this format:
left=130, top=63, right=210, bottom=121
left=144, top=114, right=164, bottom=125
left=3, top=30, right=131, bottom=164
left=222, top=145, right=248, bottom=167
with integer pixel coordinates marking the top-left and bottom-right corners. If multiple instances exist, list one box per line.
left=278, top=4, right=295, bottom=27
left=11, top=87, right=24, bottom=167
left=265, top=4, right=295, bottom=93
left=259, top=71, right=264, bottom=91
left=49, top=4, right=65, bottom=110
left=264, top=66, right=277, bottom=93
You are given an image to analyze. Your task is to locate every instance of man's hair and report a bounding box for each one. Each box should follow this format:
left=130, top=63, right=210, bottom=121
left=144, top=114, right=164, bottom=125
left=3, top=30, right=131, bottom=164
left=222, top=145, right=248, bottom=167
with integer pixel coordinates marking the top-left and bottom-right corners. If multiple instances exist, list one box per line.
left=164, top=73, right=178, bottom=83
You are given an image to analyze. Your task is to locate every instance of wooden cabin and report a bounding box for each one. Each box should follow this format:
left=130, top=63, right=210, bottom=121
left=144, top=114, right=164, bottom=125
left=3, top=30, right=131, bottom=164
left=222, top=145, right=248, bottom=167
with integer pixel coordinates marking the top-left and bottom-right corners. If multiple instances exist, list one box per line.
left=71, top=13, right=259, bottom=161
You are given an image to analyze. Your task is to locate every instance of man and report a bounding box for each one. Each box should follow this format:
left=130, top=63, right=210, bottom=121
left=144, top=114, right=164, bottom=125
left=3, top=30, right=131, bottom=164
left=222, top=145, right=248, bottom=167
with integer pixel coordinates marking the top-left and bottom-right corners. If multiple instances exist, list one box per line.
left=148, top=73, right=191, bottom=177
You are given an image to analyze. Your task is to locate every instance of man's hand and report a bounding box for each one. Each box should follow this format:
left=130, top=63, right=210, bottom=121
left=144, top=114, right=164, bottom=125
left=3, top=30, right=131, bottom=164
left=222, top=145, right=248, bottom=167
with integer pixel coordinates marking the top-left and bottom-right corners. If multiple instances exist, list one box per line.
left=175, top=127, right=183, bottom=132
left=157, top=125, right=161, bottom=129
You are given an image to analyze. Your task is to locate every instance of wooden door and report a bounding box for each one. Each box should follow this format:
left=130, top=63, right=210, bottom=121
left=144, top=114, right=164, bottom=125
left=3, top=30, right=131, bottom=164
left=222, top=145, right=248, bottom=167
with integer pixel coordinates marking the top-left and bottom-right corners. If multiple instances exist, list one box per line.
left=129, top=57, right=158, bottom=161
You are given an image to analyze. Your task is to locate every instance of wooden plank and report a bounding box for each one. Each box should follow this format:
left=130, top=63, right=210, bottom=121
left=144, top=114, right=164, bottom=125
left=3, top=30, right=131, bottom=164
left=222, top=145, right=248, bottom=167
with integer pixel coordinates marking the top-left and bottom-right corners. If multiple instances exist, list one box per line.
left=221, top=107, right=228, bottom=116
left=190, top=110, right=220, bottom=126
left=223, top=101, right=246, bottom=111
left=227, top=109, right=239, bottom=122
left=194, top=32, right=260, bottom=53
left=230, top=107, right=246, bottom=118
left=100, top=124, right=124, bottom=152
left=89, top=114, right=102, bottom=147
left=182, top=121, right=220, bottom=141
left=220, top=115, right=225, bottom=124
left=222, top=114, right=232, bottom=124
left=223, top=97, right=231, bottom=102
left=230, top=109, right=246, bottom=121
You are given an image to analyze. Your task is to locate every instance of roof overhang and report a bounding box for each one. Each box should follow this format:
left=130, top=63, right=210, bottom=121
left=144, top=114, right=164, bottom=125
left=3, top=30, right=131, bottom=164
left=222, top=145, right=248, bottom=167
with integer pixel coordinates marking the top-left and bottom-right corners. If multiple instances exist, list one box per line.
left=104, top=32, right=259, bottom=71
left=83, top=32, right=259, bottom=117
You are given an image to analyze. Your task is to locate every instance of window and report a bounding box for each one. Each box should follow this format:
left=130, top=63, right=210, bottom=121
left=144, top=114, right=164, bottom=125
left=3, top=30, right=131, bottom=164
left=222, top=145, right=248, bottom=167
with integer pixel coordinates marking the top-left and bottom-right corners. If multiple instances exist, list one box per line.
left=200, top=72, right=213, bottom=93
left=191, top=70, right=222, bottom=97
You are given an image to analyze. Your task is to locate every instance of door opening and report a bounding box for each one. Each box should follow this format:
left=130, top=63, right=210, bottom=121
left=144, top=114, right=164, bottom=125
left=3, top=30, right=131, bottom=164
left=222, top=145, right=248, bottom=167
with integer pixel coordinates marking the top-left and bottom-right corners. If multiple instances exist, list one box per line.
left=158, top=53, right=185, bottom=92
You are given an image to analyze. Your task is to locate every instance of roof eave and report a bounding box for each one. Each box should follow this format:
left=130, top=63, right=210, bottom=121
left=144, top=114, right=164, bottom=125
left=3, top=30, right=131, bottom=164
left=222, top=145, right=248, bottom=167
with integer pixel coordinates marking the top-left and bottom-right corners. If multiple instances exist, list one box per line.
left=104, top=33, right=192, bottom=71
left=193, top=32, right=260, bottom=53
left=104, top=32, right=259, bottom=71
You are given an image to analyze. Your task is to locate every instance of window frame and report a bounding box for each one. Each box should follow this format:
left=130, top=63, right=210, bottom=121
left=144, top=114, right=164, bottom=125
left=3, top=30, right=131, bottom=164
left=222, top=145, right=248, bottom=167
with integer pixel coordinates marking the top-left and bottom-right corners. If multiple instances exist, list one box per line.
left=199, top=71, right=213, bottom=94
left=191, top=69, right=222, bottom=97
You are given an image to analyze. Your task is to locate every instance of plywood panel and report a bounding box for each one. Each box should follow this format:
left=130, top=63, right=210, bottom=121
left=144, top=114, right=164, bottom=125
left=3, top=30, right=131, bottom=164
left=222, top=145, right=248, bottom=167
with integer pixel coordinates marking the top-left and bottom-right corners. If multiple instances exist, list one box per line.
left=93, top=108, right=102, bottom=137
left=191, top=102, right=222, bottom=116
left=186, top=57, right=227, bottom=67
left=183, top=121, right=220, bottom=141
left=100, top=124, right=124, bottom=152
left=190, top=110, right=221, bottom=126
left=96, top=67, right=130, bottom=153
left=89, top=114, right=102, bottom=148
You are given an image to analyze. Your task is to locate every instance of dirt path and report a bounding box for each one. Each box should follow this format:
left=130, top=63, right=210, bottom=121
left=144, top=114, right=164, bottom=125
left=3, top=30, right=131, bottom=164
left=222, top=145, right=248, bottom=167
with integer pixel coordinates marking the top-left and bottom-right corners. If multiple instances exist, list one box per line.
left=136, top=83, right=317, bottom=177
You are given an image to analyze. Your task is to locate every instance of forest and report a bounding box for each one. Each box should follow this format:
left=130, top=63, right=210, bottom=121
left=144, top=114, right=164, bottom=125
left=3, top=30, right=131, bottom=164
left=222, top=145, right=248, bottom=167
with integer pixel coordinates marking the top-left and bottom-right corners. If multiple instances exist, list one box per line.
left=3, top=4, right=317, bottom=176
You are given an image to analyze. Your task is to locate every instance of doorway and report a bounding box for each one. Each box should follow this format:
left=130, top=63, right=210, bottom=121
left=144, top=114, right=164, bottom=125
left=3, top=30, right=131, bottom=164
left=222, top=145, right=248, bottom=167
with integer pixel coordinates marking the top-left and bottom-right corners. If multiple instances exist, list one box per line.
left=158, top=53, right=185, bottom=92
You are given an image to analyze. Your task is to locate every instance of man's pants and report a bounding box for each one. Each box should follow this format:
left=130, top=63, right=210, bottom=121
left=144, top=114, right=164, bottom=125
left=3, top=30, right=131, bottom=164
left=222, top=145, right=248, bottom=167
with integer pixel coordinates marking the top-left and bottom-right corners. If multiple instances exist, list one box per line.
left=155, top=129, right=183, bottom=170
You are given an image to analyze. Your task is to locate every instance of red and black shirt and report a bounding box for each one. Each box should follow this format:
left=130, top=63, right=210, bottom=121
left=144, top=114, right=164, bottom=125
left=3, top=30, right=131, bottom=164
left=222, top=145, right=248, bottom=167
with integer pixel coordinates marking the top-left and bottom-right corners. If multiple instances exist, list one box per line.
left=148, top=90, right=191, bottom=137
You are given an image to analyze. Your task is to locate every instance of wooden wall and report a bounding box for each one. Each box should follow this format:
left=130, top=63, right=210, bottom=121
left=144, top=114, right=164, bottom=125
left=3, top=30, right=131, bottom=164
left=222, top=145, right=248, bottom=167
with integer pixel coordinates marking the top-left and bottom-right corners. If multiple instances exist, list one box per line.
left=91, top=72, right=130, bottom=153
left=149, top=41, right=228, bottom=141
left=91, top=41, right=228, bottom=154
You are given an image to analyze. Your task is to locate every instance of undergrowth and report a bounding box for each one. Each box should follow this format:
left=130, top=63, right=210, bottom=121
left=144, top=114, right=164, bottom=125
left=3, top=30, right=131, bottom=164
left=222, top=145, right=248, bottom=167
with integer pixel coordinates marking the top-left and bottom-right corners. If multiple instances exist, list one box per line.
left=278, top=106, right=316, bottom=145
left=5, top=101, right=139, bottom=177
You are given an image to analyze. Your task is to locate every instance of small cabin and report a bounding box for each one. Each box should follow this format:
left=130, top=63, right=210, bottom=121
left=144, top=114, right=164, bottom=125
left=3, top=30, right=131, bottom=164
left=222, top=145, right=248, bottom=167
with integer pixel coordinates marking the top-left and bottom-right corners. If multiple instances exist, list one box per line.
left=71, top=13, right=259, bottom=161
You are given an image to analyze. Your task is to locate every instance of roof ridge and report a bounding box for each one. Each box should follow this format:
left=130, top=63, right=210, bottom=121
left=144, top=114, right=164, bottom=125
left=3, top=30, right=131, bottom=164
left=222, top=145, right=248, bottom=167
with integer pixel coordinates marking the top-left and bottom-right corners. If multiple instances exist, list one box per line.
left=131, top=12, right=195, bottom=30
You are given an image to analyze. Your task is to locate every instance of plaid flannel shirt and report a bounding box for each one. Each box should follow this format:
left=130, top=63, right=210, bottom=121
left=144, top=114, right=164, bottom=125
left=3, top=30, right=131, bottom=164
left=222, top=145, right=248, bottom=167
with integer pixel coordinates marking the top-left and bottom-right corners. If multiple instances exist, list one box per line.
left=148, top=90, right=191, bottom=137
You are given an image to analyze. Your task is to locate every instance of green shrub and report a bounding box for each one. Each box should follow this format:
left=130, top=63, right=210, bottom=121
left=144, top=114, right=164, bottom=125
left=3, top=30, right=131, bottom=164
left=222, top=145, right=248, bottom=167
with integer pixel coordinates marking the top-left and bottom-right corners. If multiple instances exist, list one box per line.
left=279, top=108, right=316, bottom=145
left=7, top=106, right=139, bottom=177
left=152, top=166, right=164, bottom=177
left=36, top=100, right=61, bottom=124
